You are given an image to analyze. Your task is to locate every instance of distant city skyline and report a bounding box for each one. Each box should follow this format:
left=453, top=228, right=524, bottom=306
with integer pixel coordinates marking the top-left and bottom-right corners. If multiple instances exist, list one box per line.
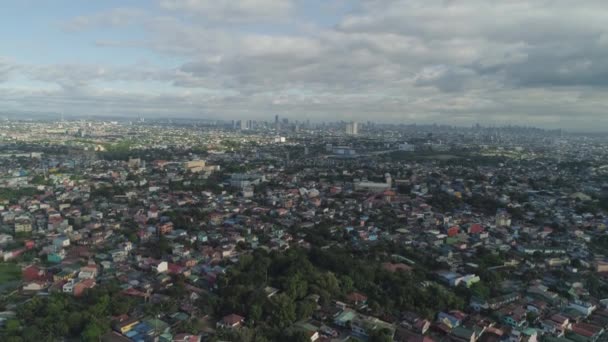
left=1, top=1, right=608, bottom=131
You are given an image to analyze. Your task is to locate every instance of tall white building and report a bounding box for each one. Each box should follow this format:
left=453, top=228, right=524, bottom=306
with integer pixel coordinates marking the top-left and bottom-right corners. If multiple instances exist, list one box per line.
left=346, top=121, right=359, bottom=135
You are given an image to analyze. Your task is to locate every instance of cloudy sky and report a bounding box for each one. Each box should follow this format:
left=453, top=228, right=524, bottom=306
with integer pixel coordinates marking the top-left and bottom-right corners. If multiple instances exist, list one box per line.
left=1, top=0, right=608, bottom=130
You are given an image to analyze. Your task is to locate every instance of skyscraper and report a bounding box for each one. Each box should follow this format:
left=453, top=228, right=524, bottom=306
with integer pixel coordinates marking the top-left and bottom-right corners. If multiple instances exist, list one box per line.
left=346, top=121, right=359, bottom=135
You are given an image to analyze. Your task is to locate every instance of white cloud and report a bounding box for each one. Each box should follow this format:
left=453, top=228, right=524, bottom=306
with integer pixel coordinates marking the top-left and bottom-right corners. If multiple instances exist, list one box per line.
left=5, top=0, right=608, bottom=129
left=61, top=8, right=145, bottom=31
left=159, top=0, right=294, bottom=22
left=0, top=58, right=17, bottom=82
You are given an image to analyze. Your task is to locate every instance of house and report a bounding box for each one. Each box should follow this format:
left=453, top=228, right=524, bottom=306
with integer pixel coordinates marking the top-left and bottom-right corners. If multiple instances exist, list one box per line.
left=217, top=314, right=245, bottom=329
left=53, top=236, right=70, bottom=248
left=334, top=309, right=356, bottom=327
left=438, top=311, right=467, bottom=329
left=14, top=216, right=33, bottom=233
left=167, top=263, right=185, bottom=275
left=112, top=317, right=141, bottom=334
left=383, top=262, right=413, bottom=273
left=157, top=222, right=174, bottom=235
left=499, top=305, right=527, bottom=328
left=401, top=312, right=430, bottom=334
left=349, top=314, right=395, bottom=339
left=62, top=278, right=96, bottom=296
left=471, top=293, right=520, bottom=312
left=110, top=249, right=127, bottom=262
left=22, top=265, right=46, bottom=282
left=447, top=226, right=460, bottom=237
left=149, top=260, right=168, bottom=273
left=509, top=328, right=538, bottom=342
left=0, top=234, right=14, bottom=245
left=526, top=300, right=547, bottom=314
left=101, top=332, right=133, bottom=342
left=450, top=326, right=477, bottom=342
left=568, top=300, right=597, bottom=317
left=541, top=315, right=570, bottom=337
left=293, top=321, right=321, bottom=341
left=23, top=280, right=48, bottom=292
left=395, top=327, right=436, bottom=342
left=469, top=224, right=484, bottom=234
left=78, top=264, right=98, bottom=279
left=437, top=271, right=480, bottom=288
left=63, top=279, right=76, bottom=293
left=346, top=292, right=368, bottom=306
left=568, top=322, right=604, bottom=342
left=264, top=286, right=280, bottom=298
left=73, top=279, right=96, bottom=297
left=173, top=334, right=202, bottom=342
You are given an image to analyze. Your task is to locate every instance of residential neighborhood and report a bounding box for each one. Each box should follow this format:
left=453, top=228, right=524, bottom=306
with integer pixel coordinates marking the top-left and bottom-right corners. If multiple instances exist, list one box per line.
left=1, top=119, right=608, bottom=342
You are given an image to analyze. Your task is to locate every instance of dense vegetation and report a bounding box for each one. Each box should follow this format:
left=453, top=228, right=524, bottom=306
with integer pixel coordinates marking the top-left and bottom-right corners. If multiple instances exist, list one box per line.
left=0, top=263, right=21, bottom=286
left=1, top=283, right=141, bottom=342
left=0, top=187, right=42, bottom=202
left=210, top=246, right=464, bottom=341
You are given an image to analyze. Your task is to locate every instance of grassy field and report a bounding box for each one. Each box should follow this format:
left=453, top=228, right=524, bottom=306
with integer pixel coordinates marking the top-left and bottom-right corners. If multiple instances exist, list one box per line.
left=0, top=262, right=21, bottom=285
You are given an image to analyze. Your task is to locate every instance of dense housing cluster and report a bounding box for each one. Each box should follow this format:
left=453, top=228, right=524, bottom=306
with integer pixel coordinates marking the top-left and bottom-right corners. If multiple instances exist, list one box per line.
left=1, top=119, right=608, bottom=342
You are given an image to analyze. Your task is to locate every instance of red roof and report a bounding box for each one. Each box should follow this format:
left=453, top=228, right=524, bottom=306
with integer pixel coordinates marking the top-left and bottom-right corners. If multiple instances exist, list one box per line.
left=167, top=263, right=184, bottom=274
left=22, top=265, right=44, bottom=282
left=122, top=288, right=147, bottom=297
left=550, top=314, right=568, bottom=324
left=572, top=323, right=603, bottom=338
left=469, top=224, right=484, bottom=234
left=447, top=226, right=459, bottom=237
left=449, top=310, right=467, bottom=321
left=173, top=334, right=201, bottom=342
left=347, top=292, right=368, bottom=303
left=383, top=262, right=413, bottom=273
left=222, top=314, right=245, bottom=326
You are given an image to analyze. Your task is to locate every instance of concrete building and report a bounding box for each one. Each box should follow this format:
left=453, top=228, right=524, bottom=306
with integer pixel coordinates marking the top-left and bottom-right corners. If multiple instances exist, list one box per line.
left=346, top=121, right=359, bottom=135
left=184, top=160, right=206, bottom=173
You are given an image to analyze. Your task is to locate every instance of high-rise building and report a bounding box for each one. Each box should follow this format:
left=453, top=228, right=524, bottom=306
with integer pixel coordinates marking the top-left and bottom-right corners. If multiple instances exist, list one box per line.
left=346, top=121, right=359, bottom=135
left=496, top=210, right=511, bottom=227
left=275, top=115, right=280, bottom=131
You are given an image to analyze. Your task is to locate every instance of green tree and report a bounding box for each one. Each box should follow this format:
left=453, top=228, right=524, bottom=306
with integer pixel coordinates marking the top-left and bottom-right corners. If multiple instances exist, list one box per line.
left=67, top=311, right=84, bottom=335
left=4, top=319, right=21, bottom=335
left=470, top=282, right=491, bottom=300
left=267, top=294, right=296, bottom=329
left=369, top=328, right=393, bottom=342
left=21, top=327, right=43, bottom=341
left=249, top=304, right=263, bottom=324
left=284, top=330, right=310, bottom=342
left=284, top=274, right=308, bottom=300
left=296, top=300, right=316, bottom=320
left=82, top=322, right=105, bottom=342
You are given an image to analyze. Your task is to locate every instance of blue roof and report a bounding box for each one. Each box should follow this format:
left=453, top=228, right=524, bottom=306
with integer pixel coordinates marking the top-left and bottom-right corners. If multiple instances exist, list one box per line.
left=125, top=330, right=139, bottom=338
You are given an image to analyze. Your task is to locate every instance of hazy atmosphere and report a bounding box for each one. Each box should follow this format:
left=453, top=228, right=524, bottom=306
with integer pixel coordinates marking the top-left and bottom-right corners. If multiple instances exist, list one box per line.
left=1, top=0, right=608, bottom=130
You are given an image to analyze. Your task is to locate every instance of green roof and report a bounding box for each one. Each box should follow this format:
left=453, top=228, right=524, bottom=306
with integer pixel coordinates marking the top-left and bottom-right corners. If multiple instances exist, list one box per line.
left=565, top=332, right=591, bottom=342
left=452, top=326, right=475, bottom=339
left=335, top=310, right=356, bottom=324
left=143, top=318, right=170, bottom=333
left=294, top=321, right=318, bottom=333
left=543, top=337, right=574, bottom=342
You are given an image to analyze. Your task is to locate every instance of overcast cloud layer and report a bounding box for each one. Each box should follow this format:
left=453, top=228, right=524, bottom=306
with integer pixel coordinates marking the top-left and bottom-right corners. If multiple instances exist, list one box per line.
left=2, top=0, right=608, bottom=130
